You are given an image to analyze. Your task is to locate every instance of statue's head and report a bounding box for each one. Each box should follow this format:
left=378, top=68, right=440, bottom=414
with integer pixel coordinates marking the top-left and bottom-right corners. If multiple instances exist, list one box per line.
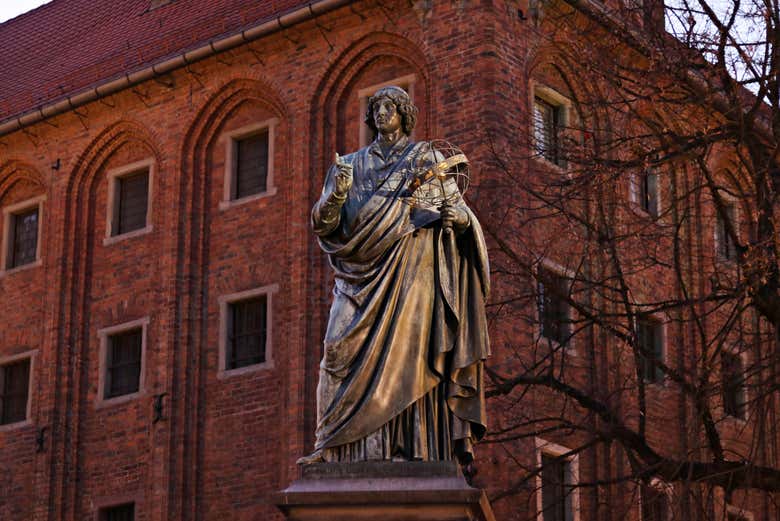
left=365, top=86, right=418, bottom=137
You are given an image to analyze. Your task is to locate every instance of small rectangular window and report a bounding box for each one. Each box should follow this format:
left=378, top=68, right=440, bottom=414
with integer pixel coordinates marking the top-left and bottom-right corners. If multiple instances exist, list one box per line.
left=7, top=207, right=39, bottom=269
left=716, top=202, right=737, bottom=260
left=105, top=329, right=143, bottom=399
left=0, top=358, right=30, bottom=425
left=637, top=318, right=663, bottom=383
left=541, top=453, right=573, bottom=521
left=227, top=296, right=267, bottom=370
left=100, top=502, right=135, bottom=521
left=722, top=352, right=746, bottom=418
left=641, top=484, right=669, bottom=521
left=537, top=268, right=570, bottom=345
left=234, top=131, right=269, bottom=200
left=638, top=170, right=659, bottom=217
left=534, top=97, right=562, bottom=166
left=113, top=170, right=149, bottom=236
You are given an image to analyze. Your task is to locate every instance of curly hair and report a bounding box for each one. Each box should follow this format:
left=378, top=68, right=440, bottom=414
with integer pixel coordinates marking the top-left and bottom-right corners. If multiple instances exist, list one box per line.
left=364, top=86, right=418, bottom=137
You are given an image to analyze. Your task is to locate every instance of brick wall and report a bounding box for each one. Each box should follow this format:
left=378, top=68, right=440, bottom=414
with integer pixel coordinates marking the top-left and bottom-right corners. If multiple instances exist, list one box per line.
left=0, top=1, right=775, bottom=520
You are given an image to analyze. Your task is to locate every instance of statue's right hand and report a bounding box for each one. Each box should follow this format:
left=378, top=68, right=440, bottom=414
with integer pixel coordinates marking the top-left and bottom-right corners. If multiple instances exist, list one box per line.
left=333, top=152, right=353, bottom=197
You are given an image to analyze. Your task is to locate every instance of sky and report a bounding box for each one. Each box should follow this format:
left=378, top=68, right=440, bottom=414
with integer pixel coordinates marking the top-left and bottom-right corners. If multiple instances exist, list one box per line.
left=0, top=0, right=52, bottom=24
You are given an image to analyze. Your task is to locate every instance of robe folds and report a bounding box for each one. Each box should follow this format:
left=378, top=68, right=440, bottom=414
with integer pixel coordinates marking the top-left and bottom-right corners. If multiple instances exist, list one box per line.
left=311, top=136, right=490, bottom=462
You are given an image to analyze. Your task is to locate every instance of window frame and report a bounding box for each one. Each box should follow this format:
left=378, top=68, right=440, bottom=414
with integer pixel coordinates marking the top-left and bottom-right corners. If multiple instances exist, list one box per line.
left=219, top=118, right=278, bottom=210
left=96, top=317, right=149, bottom=408
left=0, top=349, right=35, bottom=430
left=639, top=479, right=672, bottom=521
left=530, top=83, right=571, bottom=169
left=218, top=283, right=278, bottom=378
left=726, top=504, right=754, bottom=521
left=630, top=167, right=661, bottom=218
left=1, top=195, right=45, bottom=276
left=535, top=438, right=581, bottom=521
left=535, top=261, right=575, bottom=351
left=714, top=194, right=739, bottom=262
left=636, top=314, right=667, bottom=385
left=358, top=74, right=417, bottom=148
left=104, top=159, right=154, bottom=245
left=721, top=349, right=748, bottom=420
left=94, top=496, right=140, bottom=521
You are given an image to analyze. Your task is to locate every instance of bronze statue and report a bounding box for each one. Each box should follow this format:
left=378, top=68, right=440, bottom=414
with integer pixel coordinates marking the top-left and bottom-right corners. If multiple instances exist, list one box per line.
left=303, top=86, right=489, bottom=467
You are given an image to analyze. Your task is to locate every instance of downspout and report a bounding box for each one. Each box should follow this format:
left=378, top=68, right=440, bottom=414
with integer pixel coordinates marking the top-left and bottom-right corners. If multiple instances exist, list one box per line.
left=0, top=0, right=353, bottom=137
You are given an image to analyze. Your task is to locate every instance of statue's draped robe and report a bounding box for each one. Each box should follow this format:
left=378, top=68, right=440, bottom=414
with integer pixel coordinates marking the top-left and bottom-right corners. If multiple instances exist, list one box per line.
left=312, top=136, right=490, bottom=462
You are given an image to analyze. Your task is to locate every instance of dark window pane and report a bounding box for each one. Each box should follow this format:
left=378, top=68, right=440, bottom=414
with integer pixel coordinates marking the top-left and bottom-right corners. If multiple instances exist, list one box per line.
left=641, top=485, right=669, bottom=521
left=101, top=502, right=135, bottom=521
left=717, top=203, right=737, bottom=260
left=106, top=329, right=142, bottom=399
left=534, top=97, right=561, bottom=165
left=116, top=171, right=149, bottom=235
left=722, top=352, right=745, bottom=418
left=0, top=359, right=30, bottom=425
left=538, top=269, right=569, bottom=345
left=8, top=207, right=38, bottom=268
left=637, top=318, right=663, bottom=383
left=228, top=296, right=267, bottom=369
left=541, top=454, right=570, bottom=521
left=235, top=131, right=269, bottom=199
left=639, top=171, right=658, bottom=216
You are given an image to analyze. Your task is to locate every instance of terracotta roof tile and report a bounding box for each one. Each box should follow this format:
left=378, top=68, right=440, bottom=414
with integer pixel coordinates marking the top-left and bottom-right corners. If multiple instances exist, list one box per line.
left=0, top=0, right=311, bottom=122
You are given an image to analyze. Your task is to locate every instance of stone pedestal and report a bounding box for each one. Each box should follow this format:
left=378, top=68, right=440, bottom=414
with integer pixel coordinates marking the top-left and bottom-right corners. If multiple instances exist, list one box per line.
left=273, top=461, right=495, bottom=521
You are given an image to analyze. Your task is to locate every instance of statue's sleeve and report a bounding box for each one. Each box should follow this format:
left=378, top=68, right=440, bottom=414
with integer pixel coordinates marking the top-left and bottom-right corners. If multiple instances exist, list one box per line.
left=312, top=164, right=347, bottom=236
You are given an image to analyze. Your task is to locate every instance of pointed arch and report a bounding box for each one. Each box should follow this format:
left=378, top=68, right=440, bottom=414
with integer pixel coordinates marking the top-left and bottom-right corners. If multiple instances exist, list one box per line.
left=0, top=160, right=47, bottom=201
left=302, top=31, right=433, bottom=450
left=168, top=77, right=290, bottom=520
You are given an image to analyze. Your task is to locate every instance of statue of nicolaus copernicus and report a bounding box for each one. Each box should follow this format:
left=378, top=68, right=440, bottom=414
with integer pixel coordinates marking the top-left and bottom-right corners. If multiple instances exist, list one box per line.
left=304, top=86, right=490, bottom=466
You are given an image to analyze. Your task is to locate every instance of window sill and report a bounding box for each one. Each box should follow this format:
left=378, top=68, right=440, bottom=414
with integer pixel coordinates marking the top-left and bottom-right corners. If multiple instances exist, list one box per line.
left=95, top=390, right=145, bottom=409
left=534, top=333, right=577, bottom=356
left=0, top=419, right=32, bottom=432
left=103, top=225, right=153, bottom=246
left=218, top=187, right=278, bottom=211
left=217, top=359, right=274, bottom=380
left=530, top=155, right=569, bottom=174
left=722, top=412, right=748, bottom=425
left=0, top=259, right=42, bottom=278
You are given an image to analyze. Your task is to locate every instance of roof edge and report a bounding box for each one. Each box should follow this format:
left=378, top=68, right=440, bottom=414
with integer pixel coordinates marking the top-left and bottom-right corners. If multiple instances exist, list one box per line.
left=0, top=0, right=353, bottom=138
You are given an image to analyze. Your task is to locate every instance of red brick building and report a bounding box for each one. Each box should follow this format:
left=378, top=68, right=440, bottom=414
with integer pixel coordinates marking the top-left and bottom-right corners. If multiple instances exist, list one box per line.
left=0, top=1, right=776, bottom=520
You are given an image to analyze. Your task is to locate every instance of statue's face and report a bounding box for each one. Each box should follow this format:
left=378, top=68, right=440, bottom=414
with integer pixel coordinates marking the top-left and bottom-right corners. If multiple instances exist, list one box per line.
left=373, top=96, right=401, bottom=134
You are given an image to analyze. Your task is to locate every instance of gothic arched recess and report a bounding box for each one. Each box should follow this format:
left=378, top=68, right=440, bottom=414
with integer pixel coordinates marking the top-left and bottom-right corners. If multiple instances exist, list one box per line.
left=172, top=78, right=290, bottom=521
left=52, top=119, right=162, bottom=521
left=303, top=32, right=433, bottom=449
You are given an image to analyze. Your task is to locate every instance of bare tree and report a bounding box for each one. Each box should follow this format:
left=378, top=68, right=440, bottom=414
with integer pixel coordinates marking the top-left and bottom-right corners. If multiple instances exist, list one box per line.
left=479, top=1, right=780, bottom=519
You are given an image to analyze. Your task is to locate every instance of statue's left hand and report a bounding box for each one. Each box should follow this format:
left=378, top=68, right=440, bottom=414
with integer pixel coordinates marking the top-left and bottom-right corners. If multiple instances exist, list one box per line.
left=440, top=205, right=469, bottom=232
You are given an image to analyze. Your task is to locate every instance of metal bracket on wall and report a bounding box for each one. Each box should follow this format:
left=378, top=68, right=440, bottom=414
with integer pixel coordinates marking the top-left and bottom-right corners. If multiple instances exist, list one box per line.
left=153, top=392, right=169, bottom=424
left=36, top=426, right=47, bottom=453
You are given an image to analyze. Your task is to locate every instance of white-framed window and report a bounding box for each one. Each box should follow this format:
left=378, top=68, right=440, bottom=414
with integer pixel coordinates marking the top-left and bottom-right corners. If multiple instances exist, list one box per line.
left=0, top=349, right=35, bottom=429
left=640, top=479, right=671, bottom=521
left=97, top=317, right=149, bottom=407
left=636, top=315, right=666, bottom=384
left=721, top=349, right=747, bottom=419
left=531, top=83, right=571, bottom=168
left=219, top=118, right=278, bottom=210
left=630, top=168, right=660, bottom=217
left=726, top=504, right=754, bottom=521
left=1, top=195, right=45, bottom=275
left=536, top=438, right=580, bottom=521
left=714, top=197, right=738, bottom=261
left=98, top=502, right=135, bottom=521
left=104, top=159, right=154, bottom=244
left=94, top=495, right=140, bottom=521
left=358, top=74, right=417, bottom=147
left=536, top=261, right=574, bottom=349
left=218, top=283, right=278, bottom=378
